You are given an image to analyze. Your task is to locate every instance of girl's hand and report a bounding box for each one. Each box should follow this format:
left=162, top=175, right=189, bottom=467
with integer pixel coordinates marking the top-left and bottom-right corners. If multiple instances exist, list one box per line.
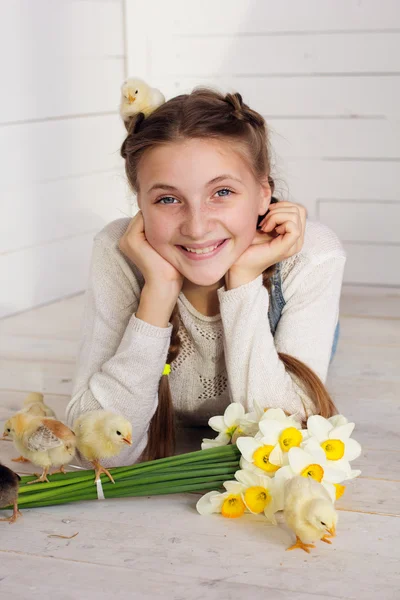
left=118, top=211, right=184, bottom=295
left=225, top=201, right=307, bottom=289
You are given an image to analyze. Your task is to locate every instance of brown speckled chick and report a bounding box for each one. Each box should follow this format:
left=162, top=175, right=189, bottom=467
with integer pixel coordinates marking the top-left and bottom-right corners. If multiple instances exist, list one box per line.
left=0, top=462, right=21, bottom=524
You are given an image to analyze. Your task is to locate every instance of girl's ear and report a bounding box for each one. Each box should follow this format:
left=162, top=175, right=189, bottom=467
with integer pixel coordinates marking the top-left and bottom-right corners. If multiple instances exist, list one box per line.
left=258, top=177, right=272, bottom=216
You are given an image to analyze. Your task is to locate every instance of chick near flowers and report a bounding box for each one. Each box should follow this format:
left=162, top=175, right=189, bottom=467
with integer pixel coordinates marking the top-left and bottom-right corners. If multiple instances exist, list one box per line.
left=73, top=410, right=132, bottom=484
left=283, top=475, right=338, bottom=553
left=0, top=463, right=21, bottom=524
left=2, top=413, right=76, bottom=484
left=6, top=392, right=58, bottom=463
left=119, top=77, right=165, bottom=124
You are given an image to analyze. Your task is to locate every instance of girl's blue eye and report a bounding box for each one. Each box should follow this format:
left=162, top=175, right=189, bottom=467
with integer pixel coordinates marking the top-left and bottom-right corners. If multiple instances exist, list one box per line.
left=157, top=188, right=233, bottom=204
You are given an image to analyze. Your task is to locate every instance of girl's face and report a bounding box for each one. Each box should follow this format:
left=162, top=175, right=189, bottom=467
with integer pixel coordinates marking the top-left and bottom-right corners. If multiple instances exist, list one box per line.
left=136, top=138, right=271, bottom=287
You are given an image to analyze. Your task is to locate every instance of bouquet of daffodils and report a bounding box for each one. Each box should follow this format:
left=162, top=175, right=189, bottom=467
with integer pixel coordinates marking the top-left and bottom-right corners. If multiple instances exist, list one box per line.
left=196, top=402, right=362, bottom=522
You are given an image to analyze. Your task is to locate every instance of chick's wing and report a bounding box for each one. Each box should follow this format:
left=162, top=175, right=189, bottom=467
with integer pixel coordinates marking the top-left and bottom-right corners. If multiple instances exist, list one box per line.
left=27, top=424, right=63, bottom=452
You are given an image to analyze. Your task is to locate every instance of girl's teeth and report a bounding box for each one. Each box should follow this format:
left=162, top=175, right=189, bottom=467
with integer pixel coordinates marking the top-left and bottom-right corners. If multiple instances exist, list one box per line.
left=184, top=243, right=220, bottom=255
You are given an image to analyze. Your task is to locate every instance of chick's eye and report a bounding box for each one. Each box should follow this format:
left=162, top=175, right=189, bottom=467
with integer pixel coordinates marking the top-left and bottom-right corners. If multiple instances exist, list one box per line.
left=321, top=521, right=327, bottom=527
left=116, top=431, right=122, bottom=436
left=7, top=428, right=10, bottom=433
left=135, top=90, right=138, bottom=94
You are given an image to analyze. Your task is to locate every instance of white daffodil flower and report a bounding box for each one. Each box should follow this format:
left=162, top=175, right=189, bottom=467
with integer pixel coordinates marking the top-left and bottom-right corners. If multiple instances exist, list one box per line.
left=256, top=408, right=306, bottom=467
left=234, top=468, right=281, bottom=523
left=328, top=414, right=349, bottom=428
left=201, top=402, right=257, bottom=450
left=236, top=434, right=282, bottom=477
left=196, top=481, right=247, bottom=518
left=274, top=439, right=348, bottom=502
left=305, top=414, right=362, bottom=478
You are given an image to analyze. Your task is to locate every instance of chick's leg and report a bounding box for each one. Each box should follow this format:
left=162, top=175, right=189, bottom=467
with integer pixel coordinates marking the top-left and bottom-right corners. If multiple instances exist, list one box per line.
left=12, top=456, right=30, bottom=463
left=321, top=535, right=333, bottom=544
left=27, top=466, right=50, bottom=484
left=0, top=501, right=22, bottom=524
left=286, top=536, right=316, bottom=554
left=52, top=465, right=67, bottom=475
left=92, top=459, right=115, bottom=484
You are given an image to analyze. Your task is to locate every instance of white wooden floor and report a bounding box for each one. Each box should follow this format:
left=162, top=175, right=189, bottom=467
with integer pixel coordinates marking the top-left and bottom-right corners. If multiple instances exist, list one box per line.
left=0, top=286, right=399, bottom=600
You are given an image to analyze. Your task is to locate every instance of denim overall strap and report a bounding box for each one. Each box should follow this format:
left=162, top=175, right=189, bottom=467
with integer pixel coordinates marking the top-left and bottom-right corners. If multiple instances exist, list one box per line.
left=267, top=261, right=340, bottom=364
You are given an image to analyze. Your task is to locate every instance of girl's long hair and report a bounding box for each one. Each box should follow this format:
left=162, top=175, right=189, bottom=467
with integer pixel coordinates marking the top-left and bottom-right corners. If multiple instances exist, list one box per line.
left=120, top=88, right=337, bottom=461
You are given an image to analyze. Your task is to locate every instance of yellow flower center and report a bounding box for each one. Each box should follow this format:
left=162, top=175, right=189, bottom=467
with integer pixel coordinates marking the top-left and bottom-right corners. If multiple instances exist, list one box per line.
left=221, top=494, right=246, bottom=518
left=253, top=445, right=280, bottom=473
left=334, top=483, right=346, bottom=500
left=279, top=427, right=302, bottom=451
left=244, top=486, right=271, bottom=513
left=227, top=425, right=241, bottom=438
left=320, top=439, right=345, bottom=460
left=300, top=463, right=324, bottom=482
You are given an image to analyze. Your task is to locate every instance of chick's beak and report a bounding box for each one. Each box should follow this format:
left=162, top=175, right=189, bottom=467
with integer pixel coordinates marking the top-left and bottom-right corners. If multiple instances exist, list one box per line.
left=127, top=93, right=136, bottom=104
left=327, top=525, right=336, bottom=537
left=1, top=432, right=8, bottom=439
left=122, top=436, right=132, bottom=445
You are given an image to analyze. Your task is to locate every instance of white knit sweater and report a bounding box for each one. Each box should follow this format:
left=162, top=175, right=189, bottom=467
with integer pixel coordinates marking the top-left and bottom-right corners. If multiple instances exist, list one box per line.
left=65, top=217, right=346, bottom=466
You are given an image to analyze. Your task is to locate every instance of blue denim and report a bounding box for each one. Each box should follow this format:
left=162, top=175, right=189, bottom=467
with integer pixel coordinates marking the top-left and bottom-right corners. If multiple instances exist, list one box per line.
left=267, top=262, right=340, bottom=365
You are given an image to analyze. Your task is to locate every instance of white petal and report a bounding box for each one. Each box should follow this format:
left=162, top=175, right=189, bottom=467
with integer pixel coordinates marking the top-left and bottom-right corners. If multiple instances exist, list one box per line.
left=236, top=436, right=260, bottom=462
left=224, top=402, right=245, bottom=427
left=262, top=408, right=287, bottom=422
left=332, top=422, right=355, bottom=441
left=208, top=415, right=226, bottom=433
left=307, top=415, right=333, bottom=441
left=196, top=491, right=223, bottom=515
left=201, top=432, right=230, bottom=450
left=303, top=438, right=327, bottom=464
left=343, top=438, right=362, bottom=461
left=345, top=469, right=362, bottom=480
left=323, top=465, right=348, bottom=484
left=269, top=444, right=285, bottom=467
left=274, top=465, right=294, bottom=482
left=328, top=415, right=348, bottom=427
left=258, top=419, right=284, bottom=442
left=234, top=469, right=258, bottom=487
left=223, top=480, right=245, bottom=494
left=321, top=482, right=336, bottom=503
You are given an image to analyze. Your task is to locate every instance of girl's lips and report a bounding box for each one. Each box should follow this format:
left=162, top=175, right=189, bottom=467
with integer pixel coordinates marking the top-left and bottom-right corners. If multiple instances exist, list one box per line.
left=177, top=239, right=229, bottom=261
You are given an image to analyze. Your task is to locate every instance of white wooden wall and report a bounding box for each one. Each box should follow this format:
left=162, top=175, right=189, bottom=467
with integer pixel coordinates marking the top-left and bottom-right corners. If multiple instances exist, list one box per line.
left=0, top=0, right=129, bottom=318
left=1, top=1, right=399, bottom=319
left=126, top=0, right=400, bottom=287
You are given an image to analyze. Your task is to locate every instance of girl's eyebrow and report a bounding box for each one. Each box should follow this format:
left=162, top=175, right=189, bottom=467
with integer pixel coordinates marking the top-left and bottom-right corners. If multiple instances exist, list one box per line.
left=147, top=174, right=242, bottom=194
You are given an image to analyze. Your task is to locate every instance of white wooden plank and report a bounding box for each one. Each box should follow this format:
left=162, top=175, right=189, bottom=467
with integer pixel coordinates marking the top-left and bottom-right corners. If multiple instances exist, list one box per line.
left=0, top=170, right=131, bottom=253
left=152, top=33, right=400, bottom=76
left=340, top=289, right=400, bottom=318
left=318, top=201, right=400, bottom=244
left=0, top=233, right=95, bottom=318
left=328, top=344, right=400, bottom=382
left=0, top=0, right=124, bottom=122
left=341, top=243, right=400, bottom=286
left=0, top=115, right=126, bottom=186
left=0, top=295, right=84, bottom=339
left=338, top=316, right=400, bottom=346
left=130, top=0, right=400, bottom=34
left=158, top=75, right=400, bottom=118
left=269, top=119, right=400, bottom=160
left=0, top=358, right=75, bottom=395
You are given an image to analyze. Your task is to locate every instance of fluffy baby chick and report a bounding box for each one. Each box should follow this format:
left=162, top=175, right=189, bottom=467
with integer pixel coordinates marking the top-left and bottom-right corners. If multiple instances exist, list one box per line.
left=0, top=462, right=21, bottom=524
left=119, top=76, right=165, bottom=123
left=23, top=391, right=57, bottom=419
left=284, top=475, right=338, bottom=553
left=73, top=410, right=132, bottom=484
left=3, top=413, right=76, bottom=484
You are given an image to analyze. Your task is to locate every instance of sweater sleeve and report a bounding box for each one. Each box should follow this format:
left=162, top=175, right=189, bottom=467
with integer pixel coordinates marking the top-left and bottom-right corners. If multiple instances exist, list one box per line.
left=217, top=253, right=346, bottom=421
left=65, top=237, right=173, bottom=466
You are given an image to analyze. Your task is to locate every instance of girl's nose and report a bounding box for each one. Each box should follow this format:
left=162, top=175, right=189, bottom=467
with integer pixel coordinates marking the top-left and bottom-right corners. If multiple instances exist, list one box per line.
left=180, top=209, right=212, bottom=240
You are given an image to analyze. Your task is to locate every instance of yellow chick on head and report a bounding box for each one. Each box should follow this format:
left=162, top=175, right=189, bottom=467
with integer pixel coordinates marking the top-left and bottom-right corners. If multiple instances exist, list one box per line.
left=73, top=410, right=132, bottom=484
left=119, top=76, right=165, bottom=123
left=283, top=475, right=338, bottom=553
left=3, top=413, right=76, bottom=484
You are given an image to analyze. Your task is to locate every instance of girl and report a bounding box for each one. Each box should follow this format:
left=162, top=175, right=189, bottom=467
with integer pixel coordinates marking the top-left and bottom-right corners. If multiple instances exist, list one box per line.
left=65, top=87, right=346, bottom=466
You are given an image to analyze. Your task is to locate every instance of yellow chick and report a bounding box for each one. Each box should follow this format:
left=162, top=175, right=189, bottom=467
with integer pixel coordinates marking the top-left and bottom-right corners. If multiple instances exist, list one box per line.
left=283, top=475, right=338, bottom=553
left=119, top=76, right=165, bottom=123
left=23, top=391, right=57, bottom=419
left=3, top=413, right=76, bottom=484
left=73, top=410, right=132, bottom=484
